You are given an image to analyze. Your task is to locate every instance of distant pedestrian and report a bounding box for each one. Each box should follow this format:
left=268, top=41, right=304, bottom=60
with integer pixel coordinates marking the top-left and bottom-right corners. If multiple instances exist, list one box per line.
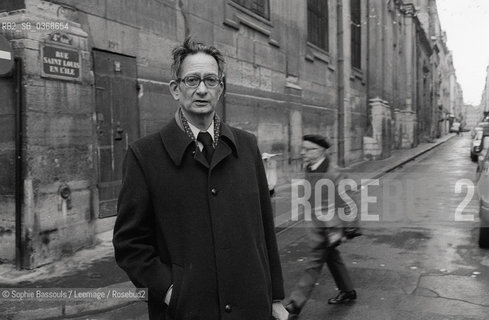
left=113, top=37, right=288, bottom=320
left=285, top=134, right=361, bottom=319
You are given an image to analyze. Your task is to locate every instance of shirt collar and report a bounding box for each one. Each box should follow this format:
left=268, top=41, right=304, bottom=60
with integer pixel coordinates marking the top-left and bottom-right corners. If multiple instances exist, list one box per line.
left=310, top=156, right=326, bottom=171
left=187, top=119, right=215, bottom=142
left=160, top=117, right=237, bottom=167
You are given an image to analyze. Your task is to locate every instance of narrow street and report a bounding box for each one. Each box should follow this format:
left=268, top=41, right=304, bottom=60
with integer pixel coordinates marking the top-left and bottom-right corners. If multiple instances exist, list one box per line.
left=280, top=133, right=489, bottom=319
left=70, top=133, right=489, bottom=320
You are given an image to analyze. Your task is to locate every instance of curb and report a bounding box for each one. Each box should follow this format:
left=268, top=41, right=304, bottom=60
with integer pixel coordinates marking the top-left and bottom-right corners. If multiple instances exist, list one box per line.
left=366, top=134, right=455, bottom=181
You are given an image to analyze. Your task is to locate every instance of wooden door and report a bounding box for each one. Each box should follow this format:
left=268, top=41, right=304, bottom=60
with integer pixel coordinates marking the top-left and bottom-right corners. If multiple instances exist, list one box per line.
left=93, top=50, right=139, bottom=218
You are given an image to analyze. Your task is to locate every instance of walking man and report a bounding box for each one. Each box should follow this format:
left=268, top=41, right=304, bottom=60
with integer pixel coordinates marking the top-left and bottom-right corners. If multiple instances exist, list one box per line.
left=113, top=37, right=288, bottom=320
left=285, top=134, right=359, bottom=319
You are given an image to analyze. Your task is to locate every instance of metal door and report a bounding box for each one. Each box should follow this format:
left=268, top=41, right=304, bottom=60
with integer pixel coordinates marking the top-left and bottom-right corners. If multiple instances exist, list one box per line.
left=93, top=50, right=139, bottom=218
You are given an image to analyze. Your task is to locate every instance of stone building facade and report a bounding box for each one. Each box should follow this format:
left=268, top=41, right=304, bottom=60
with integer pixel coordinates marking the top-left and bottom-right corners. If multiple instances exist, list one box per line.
left=480, top=66, right=489, bottom=115
left=463, top=104, right=482, bottom=129
left=0, top=0, right=458, bottom=268
left=361, top=0, right=463, bottom=159
left=363, top=2, right=425, bottom=158
left=415, top=0, right=464, bottom=136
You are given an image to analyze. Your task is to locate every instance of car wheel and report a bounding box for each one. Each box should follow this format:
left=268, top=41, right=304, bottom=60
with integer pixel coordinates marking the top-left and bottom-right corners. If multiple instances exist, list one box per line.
left=479, top=227, right=489, bottom=249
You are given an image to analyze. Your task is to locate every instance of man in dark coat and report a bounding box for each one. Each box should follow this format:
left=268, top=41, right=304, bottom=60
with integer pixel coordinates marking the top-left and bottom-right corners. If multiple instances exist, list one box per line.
left=285, top=135, right=360, bottom=319
left=113, top=37, right=288, bottom=320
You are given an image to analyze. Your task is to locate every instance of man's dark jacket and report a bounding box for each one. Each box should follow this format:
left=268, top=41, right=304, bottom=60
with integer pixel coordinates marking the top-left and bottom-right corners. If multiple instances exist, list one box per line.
left=113, top=118, right=284, bottom=320
left=306, top=158, right=358, bottom=245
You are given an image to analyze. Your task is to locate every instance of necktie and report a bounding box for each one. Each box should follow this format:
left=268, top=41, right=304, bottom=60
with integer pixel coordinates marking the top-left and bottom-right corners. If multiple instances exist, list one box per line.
left=197, top=132, right=214, bottom=164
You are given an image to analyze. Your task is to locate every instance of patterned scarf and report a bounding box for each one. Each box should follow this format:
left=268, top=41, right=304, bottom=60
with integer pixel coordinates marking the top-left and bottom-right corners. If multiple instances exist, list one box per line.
left=179, top=108, right=220, bottom=149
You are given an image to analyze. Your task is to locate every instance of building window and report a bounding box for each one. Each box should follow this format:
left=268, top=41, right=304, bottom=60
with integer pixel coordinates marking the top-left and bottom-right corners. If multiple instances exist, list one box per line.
left=0, top=0, right=25, bottom=12
left=232, top=0, right=269, bottom=19
left=351, top=0, right=361, bottom=69
left=307, top=0, right=329, bottom=51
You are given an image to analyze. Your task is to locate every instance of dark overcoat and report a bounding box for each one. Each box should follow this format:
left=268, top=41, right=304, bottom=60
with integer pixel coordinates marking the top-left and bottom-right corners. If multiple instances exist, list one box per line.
left=113, top=118, right=284, bottom=320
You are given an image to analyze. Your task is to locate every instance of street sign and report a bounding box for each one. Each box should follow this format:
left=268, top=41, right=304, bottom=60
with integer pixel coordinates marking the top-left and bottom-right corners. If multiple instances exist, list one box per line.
left=41, top=44, right=81, bottom=81
left=0, top=35, right=14, bottom=76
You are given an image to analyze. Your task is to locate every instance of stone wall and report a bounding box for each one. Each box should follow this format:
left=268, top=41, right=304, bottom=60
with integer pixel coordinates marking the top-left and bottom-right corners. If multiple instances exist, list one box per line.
left=1, top=0, right=95, bottom=267
left=1, top=0, right=369, bottom=267
left=363, top=98, right=392, bottom=160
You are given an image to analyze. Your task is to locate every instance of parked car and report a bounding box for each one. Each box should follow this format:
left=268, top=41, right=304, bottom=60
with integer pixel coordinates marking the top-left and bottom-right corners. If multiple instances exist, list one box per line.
left=472, top=122, right=489, bottom=138
left=476, top=135, right=489, bottom=175
left=471, top=130, right=484, bottom=161
left=475, top=137, right=489, bottom=248
left=472, top=125, right=485, bottom=139
left=472, top=127, right=483, bottom=139
left=450, top=122, right=461, bottom=133
left=470, top=126, right=489, bottom=161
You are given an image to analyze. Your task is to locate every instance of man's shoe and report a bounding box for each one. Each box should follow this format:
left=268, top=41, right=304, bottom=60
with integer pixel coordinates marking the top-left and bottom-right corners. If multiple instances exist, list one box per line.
left=327, top=290, right=357, bottom=304
left=285, top=302, right=301, bottom=319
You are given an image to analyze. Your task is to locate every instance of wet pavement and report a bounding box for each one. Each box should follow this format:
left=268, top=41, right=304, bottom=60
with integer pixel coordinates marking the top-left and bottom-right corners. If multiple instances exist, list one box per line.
left=4, top=133, right=489, bottom=319
left=279, top=134, right=489, bottom=319
left=0, top=232, right=128, bottom=288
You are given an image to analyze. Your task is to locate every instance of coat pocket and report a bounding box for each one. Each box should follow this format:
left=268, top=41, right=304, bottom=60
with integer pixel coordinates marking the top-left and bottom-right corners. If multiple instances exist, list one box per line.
left=166, top=264, right=184, bottom=318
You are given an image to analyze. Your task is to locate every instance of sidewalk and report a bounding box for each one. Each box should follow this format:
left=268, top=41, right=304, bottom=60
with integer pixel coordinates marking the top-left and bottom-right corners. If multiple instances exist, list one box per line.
left=0, top=231, right=140, bottom=320
left=0, top=134, right=456, bottom=320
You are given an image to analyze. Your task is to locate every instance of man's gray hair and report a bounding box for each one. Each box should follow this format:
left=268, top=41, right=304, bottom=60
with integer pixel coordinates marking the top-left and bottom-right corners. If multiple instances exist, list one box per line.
left=171, top=37, right=225, bottom=79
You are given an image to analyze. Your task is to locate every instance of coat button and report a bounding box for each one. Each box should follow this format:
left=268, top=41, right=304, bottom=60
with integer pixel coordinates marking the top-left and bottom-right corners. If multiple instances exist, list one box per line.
left=224, top=304, right=232, bottom=313
left=211, top=188, right=218, bottom=195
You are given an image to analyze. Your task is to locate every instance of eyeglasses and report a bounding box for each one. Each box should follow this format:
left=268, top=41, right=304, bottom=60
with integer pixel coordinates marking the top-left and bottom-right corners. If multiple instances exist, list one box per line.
left=177, top=75, right=221, bottom=88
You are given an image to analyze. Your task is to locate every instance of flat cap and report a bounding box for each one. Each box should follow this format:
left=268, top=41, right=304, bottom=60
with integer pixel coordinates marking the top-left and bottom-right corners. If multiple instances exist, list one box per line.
left=303, top=134, right=330, bottom=149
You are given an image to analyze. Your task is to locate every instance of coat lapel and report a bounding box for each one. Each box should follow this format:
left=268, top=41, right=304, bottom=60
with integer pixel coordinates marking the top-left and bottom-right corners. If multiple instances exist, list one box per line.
left=209, top=122, right=237, bottom=170
left=210, top=139, right=232, bottom=169
left=159, top=119, right=194, bottom=166
left=195, top=148, right=209, bottom=168
left=159, top=116, right=238, bottom=169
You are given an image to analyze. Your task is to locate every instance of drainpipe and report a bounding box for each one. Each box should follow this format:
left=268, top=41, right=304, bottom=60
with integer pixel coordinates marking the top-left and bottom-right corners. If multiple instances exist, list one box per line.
left=15, top=57, right=24, bottom=270
left=337, top=0, right=345, bottom=167
left=366, top=0, right=370, bottom=128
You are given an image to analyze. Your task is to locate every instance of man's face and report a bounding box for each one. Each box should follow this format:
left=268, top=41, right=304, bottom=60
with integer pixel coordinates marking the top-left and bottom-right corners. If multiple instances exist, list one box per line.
left=300, top=140, right=326, bottom=165
left=169, top=52, right=223, bottom=118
